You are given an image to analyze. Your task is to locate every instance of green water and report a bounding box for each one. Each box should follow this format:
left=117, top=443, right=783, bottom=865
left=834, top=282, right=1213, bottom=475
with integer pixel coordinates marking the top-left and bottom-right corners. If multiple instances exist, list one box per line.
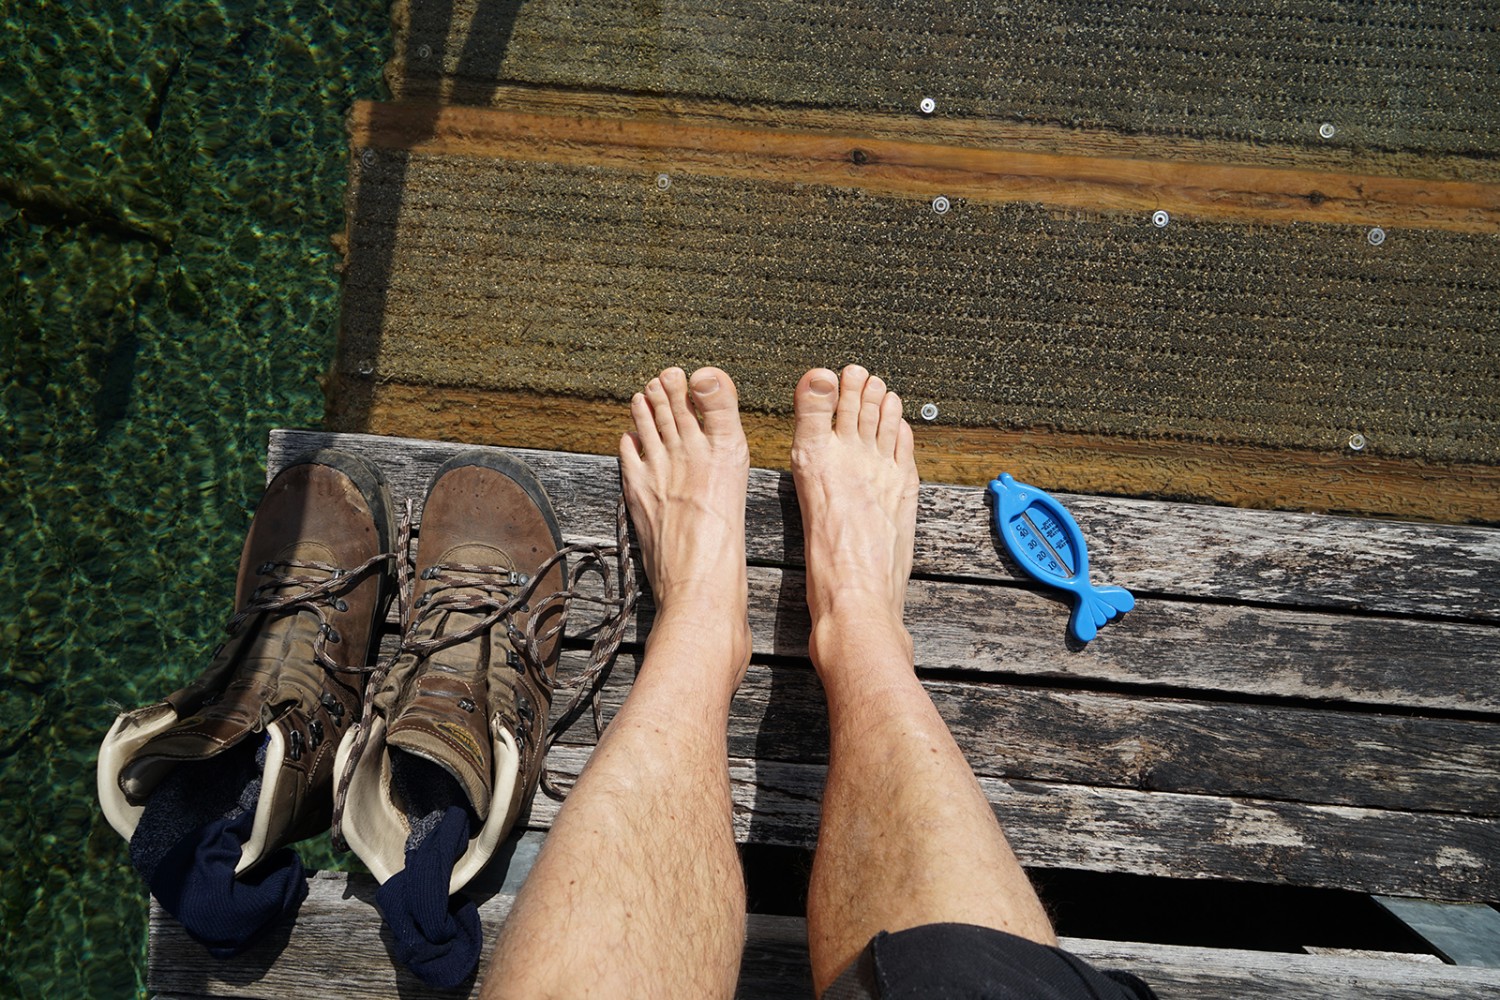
left=0, top=1, right=389, bottom=994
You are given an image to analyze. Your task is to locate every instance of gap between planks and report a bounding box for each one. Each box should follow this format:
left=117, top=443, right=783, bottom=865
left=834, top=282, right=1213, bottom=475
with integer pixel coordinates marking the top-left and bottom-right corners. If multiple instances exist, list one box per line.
left=348, top=100, right=1500, bottom=233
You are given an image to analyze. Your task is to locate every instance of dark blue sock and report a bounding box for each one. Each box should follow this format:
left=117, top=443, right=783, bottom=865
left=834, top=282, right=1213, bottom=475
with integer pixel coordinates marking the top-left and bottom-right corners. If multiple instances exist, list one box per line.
left=374, top=805, right=482, bottom=989
left=145, top=808, right=308, bottom=958
left=130, top=740, right=307, bottom=957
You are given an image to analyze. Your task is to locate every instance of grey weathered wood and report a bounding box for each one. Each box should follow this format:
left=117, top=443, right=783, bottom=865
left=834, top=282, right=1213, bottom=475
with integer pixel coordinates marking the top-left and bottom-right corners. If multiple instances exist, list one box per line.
left=549, top=654, right=1500, bottom=816
left=388, top=557, right=1500, bottom=712
left=148, top=874, right=1500, bottom=1000
left=1374, top=897, right=1500, bottom=967
left=521, top=747, right=1499, bottom=901
left=268, top=430, right=1500, bottom=621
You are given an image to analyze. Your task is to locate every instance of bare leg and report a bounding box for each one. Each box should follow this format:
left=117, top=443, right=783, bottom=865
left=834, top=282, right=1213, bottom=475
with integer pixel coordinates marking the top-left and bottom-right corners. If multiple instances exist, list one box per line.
left=794, top=365, right=1056, bottom=994
left=481, top=366, right=752, bottom=1000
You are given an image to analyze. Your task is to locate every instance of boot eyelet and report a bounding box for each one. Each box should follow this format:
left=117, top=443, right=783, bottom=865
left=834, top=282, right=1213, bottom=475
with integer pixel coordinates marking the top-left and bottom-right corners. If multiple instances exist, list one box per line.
left=458, top=698, right=476, bottom=713
left=505, top=649, right=520, bottom=669
left=309, top=719, right=324, bottom=747
left=256, top=561, right=276, bottom=575
left=288, top=729, right=305, bottom=761
left=334, top=599, right=349, bottom=613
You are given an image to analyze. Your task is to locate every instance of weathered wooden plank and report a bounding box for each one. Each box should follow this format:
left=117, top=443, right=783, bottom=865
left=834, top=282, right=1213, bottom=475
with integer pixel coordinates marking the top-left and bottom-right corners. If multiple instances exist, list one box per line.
left=386, top=0, right=1500, bottom=161
left=548, top=655, right=1500, bottom=816
left=525, top=747, right=1500, bottom=901
left=1373, top=897, right=1500, bottom=967
left=352, top=83, right=1500, bottom=186
left=743, top=570, right=1500, bottom=712
left=149, top=875, right=1500, bottom=1000
left=374, top=525, right=1500, bottom=713
left=351, top=102, right=1500, bottom=233
left=268, top=431, right=1500, bottom=621
left=328, top=379, right=1500, bottom=525
left=1069, top=937, right=1500, bottom=999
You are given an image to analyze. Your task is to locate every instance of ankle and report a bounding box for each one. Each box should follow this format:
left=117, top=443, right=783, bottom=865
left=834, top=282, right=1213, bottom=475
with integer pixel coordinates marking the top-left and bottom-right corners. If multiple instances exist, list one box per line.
left=809, top=611, right=913, bottom=676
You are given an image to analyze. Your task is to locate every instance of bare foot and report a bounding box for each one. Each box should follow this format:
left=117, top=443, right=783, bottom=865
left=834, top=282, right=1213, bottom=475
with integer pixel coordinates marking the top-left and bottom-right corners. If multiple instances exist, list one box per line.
left=791, top=365, right=919, bottom=667
left=619, top=366, right=752, bottom=678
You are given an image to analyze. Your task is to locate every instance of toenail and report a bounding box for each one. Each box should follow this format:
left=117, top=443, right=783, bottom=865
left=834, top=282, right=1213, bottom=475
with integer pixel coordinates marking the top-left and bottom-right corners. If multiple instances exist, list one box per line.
left=810, top=377, right=836, bottom=395
left=693, top=375, right=722, bottom=395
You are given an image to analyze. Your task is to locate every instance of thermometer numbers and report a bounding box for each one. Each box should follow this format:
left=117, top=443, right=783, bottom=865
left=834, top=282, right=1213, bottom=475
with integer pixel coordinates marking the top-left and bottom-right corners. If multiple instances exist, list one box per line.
left=1012, top=505, right=1076, bottom=580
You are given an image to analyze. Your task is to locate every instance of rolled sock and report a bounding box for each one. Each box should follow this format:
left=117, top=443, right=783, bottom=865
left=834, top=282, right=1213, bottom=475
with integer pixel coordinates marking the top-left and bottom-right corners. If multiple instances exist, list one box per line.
left=147, top=810, right=308, bottom=958
left=129, top=736, right=307, bottom=958
left=374, top=804, right=482, bottom=988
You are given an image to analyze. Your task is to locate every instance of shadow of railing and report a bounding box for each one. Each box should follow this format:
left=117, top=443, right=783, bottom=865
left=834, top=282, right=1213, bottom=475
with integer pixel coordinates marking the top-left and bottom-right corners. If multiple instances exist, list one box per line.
left=333, top=0, right=524, bottom=432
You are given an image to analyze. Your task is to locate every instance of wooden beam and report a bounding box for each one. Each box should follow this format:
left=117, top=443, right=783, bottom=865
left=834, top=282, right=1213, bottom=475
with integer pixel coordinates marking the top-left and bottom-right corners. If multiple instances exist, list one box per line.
left=148, top=875, right=1500, bottom=999
left=526, top=746, right=1500, bottom=899
left=368, top=83, right=1500, bottom=184
left=275, top=430, right=1500, bottom=617
left=559, top=656, right=1500, bottom=815
left=325, top=378, right=1500, bottom=527
left=349, top=100, right=1500, bottom=233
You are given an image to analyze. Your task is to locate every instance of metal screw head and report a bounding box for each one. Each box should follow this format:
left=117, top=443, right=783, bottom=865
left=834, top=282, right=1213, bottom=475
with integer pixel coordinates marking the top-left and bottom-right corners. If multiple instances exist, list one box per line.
left=920, top=403, right=939, bottom=421
left=931, top=195, right=950, bottom=215
left=919, top=96, right=937, bottom=115
left=655, top=173, right=672, bottom=191
left=1348, top=432, right=1366, bottom=452
left=1152, top=210, right=1170, bottom=228
left=359, top=148, right=376, bottom=168
left=1367, top=227, right=1386, bottom=246
left=1319, top=122, right=1336, bottom=140
left=416, top=44, right=432, bottom=59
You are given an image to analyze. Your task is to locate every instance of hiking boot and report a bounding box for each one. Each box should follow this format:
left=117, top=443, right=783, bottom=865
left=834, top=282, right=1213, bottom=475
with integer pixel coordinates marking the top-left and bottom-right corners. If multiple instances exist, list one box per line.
left=97, top=450, right=395, bottom=875
left=336, top=449, right=565, bottom=893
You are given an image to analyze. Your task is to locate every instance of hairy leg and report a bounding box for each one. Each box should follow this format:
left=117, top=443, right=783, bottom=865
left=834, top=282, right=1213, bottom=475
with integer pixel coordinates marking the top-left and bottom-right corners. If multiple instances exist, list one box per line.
left=481, top=366, right=751, bottom=1000
left=793, top=365, right=1056, bottom=994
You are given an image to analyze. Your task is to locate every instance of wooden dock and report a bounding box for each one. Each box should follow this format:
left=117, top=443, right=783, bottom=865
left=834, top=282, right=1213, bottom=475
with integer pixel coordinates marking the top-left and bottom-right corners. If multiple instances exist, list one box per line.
left=145, top=429, right=1500, bottom=997
left=148, top=1, right=1500, bottom=995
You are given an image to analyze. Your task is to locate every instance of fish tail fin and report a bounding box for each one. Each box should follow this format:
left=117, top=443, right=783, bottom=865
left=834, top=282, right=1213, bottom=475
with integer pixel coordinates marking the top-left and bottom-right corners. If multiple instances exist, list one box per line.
left=1068, top=585, right=1135, bottom=643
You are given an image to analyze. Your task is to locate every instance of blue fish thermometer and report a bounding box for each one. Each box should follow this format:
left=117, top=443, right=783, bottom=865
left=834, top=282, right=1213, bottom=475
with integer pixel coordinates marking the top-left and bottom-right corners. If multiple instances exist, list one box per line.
left=987, top=473, right=1134, bottom=643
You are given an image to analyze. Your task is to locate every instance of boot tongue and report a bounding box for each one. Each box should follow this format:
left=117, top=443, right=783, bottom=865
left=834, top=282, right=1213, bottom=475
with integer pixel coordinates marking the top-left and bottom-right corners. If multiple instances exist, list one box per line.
left=386, top=543, right=512, bottom=821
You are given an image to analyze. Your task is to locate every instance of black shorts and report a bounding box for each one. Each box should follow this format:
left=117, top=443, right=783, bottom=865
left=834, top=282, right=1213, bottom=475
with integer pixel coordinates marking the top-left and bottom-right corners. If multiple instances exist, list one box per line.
left=823, top=923, right=1157, bottom=1000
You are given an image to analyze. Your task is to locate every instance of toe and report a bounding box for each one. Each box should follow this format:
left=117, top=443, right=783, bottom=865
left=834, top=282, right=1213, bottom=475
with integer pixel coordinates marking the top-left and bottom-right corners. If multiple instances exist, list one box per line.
left=631, top=392, right=662, bottom=456
left=858, top=375, right=886, bottom=442
left=895, top=418, right=915, bottom=467
left=793, top=368, right=839, bottom=447
left=689, top=367, right=742, bottom=441
left=836, top=364, right=870, bottom=437
left=645, top=376, right=678, bottom=442
left=659, top=367, right=698, bottom=437
left=619, top=430, right=646, bottom=480
left=877, top=391, right=903, bottom=455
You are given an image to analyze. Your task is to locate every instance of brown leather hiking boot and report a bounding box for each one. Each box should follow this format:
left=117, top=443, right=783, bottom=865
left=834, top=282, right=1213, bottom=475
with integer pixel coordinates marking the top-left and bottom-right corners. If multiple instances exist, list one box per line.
left=97, top=450, right=394, bottom=873
left=336, top=449, right=565, bottom=892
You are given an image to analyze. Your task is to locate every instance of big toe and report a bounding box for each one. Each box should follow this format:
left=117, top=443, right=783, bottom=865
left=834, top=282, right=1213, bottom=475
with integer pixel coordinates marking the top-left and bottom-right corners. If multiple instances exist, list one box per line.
left=689, top=367, right=743, bottom=440
left=793, top=368, right=840, bottom=446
